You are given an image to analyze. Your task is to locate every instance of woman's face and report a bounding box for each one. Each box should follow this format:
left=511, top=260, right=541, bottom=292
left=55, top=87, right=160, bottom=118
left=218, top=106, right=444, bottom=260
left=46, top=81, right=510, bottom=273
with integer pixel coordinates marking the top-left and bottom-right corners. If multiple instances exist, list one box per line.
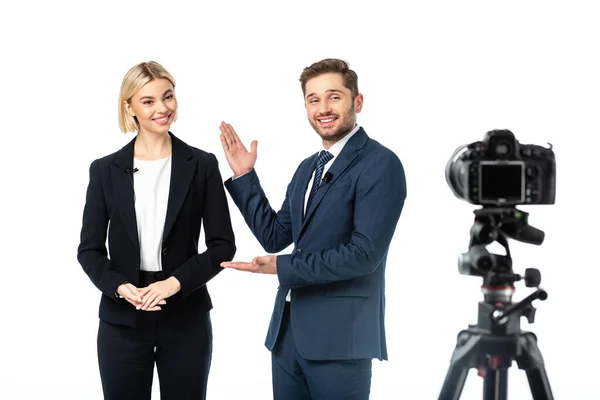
left=125, top=78, right=177, bottom=136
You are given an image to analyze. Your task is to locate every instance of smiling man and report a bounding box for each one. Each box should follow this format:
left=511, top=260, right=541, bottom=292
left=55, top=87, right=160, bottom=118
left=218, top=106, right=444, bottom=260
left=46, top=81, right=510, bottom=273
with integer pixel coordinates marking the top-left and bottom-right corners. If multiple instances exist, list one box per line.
left=219, top=58, right=407, bottom=400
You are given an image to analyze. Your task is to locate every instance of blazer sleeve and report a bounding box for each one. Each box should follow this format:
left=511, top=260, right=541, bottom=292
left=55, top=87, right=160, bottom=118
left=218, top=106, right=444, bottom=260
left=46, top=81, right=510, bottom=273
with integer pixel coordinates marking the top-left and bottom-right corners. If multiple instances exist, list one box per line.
left=77, top=159, right=129, bottom=301
left=170, top=154, right=236, bottom=298
left=224, top=169, right=294, bottom=254
left=276, top=150, right=407, bottom=286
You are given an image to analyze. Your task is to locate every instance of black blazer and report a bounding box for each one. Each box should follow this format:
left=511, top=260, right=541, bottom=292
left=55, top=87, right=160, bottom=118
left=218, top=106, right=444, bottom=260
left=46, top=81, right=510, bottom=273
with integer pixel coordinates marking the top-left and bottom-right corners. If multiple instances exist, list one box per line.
left=77, top=132, right=236, bottom=327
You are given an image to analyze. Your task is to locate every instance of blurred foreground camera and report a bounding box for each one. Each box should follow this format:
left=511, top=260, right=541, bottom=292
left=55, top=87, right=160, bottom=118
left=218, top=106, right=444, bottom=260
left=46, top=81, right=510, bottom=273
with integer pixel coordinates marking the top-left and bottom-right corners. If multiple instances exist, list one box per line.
left=445, top=129, right=556, bottom=206
left=437, top=129, right=557, bottom=400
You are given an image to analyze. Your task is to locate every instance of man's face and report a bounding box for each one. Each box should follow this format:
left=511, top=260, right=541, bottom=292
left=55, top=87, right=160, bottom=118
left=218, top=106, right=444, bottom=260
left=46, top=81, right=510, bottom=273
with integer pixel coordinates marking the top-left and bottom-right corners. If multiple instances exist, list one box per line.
left=304, top=72, right=363, bottom=145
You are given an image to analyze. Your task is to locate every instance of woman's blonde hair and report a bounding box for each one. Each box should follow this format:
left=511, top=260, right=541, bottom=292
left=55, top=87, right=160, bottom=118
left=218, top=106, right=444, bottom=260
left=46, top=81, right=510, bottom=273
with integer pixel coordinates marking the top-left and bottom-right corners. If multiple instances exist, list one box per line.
left=118, top=61, right=177, bottom=133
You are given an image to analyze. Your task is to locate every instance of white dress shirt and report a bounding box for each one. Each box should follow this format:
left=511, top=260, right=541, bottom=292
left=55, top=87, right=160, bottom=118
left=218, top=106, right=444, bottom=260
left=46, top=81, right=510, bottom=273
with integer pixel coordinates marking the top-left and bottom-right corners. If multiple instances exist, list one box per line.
left=302, top=125, right=361, bottom=216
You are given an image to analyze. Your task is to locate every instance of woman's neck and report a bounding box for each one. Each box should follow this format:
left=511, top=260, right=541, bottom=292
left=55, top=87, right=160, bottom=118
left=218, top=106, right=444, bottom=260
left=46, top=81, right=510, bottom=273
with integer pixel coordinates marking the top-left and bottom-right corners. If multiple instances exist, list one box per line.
left=134, top=131, right=172, bottom=160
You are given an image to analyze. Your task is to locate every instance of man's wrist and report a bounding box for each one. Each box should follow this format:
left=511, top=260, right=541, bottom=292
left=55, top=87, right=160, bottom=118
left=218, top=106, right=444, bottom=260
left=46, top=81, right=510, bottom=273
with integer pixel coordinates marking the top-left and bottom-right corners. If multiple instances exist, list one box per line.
left=232, top=168, right=253, bottom=180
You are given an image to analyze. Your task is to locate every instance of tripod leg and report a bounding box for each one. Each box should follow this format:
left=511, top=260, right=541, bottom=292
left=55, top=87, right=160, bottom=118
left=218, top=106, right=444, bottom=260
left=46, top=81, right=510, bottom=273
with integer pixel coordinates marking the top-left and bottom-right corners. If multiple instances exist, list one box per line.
left=483, top=367, right=508, bottom=400
left=438, top=331, right=480, bottom=400
left=438, top=363, right=470, bottom=400
left=515, top=332, right=554, bottom=400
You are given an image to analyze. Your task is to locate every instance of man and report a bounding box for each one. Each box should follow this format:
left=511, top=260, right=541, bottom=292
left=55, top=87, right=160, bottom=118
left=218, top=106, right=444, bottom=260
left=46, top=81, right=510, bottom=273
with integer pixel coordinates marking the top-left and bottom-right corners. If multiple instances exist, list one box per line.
left=219, top=58, right=407, bottom=399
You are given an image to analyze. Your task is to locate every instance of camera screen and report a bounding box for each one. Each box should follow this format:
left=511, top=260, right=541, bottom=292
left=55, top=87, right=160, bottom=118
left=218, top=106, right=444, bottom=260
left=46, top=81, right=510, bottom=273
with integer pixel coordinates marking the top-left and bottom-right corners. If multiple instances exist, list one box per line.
left=479, top=162, right=524, bottom=203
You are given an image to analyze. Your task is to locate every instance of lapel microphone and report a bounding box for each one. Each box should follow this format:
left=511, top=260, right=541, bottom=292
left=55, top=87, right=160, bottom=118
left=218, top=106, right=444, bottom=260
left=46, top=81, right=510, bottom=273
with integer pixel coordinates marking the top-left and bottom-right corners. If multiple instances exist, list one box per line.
left=124, top=167, right=139, bottom=202
left=322, top=172, right=333, bottom=183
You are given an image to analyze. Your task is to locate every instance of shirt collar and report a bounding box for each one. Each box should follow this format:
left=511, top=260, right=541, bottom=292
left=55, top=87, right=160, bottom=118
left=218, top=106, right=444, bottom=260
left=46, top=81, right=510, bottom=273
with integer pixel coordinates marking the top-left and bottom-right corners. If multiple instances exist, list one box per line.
left=320, top=124, right=361, bottom=158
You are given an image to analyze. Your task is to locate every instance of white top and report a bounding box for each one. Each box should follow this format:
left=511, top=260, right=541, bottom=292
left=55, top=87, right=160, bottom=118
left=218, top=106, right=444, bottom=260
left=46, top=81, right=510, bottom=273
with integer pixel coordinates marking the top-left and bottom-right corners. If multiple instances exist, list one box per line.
left=133, top=156, right=172, bottom=272
left=287, top=124, right=361, bottom=301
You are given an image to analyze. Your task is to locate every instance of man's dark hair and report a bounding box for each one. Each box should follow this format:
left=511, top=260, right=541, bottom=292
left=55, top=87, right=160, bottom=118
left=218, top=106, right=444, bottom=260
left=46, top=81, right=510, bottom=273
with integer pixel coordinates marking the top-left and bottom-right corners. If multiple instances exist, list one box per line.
left=299, top=58, right=359, bottom=99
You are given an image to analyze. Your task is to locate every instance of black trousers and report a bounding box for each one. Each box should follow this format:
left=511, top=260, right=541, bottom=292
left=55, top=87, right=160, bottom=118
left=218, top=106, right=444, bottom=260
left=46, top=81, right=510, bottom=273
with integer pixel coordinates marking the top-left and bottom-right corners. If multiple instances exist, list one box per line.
left=97, top=271, right=213, bottom=400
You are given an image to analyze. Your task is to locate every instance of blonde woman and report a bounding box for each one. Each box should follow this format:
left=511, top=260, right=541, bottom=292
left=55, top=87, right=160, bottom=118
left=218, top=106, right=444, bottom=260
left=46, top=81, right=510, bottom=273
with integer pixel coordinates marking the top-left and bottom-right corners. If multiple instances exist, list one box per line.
left=77, top=61, right=236, bottom=399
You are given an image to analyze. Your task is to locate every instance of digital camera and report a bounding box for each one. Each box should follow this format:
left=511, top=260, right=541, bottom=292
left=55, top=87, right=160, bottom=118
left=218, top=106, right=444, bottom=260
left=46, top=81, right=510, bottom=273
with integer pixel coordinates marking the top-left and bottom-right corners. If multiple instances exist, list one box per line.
left=445, top=129, right=556, bottom=206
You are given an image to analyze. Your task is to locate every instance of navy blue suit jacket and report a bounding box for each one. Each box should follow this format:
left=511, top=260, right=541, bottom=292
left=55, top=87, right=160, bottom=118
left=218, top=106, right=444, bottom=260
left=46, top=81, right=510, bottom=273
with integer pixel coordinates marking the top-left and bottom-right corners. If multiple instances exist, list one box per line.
left=225, top=128, right=406, bottom=361
left=77, top=132, right=236, bottom=327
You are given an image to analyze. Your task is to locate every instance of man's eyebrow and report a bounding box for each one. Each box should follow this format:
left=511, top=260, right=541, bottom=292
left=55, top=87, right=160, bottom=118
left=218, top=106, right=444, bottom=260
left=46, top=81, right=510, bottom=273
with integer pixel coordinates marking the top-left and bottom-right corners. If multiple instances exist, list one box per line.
left=306, top=89, right=344, bottom=98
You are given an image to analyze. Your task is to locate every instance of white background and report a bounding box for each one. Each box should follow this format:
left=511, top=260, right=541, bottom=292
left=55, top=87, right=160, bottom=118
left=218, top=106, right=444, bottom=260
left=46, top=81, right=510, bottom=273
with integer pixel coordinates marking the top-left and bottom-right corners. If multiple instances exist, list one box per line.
left=2, top=0, right=599, bottom=399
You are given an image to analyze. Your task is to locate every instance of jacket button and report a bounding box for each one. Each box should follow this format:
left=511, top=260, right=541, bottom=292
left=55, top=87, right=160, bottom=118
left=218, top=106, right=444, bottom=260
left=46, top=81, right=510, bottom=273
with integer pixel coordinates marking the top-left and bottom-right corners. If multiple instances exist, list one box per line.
left=162, top=248, right=168, bottom=256
left=296, top=248, right=302, bottom=253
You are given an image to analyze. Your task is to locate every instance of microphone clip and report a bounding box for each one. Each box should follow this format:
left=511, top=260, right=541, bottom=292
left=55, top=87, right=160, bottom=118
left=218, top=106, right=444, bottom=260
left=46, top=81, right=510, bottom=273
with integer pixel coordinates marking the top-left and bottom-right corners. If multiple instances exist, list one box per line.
left=125, top=167, right=139, bottom=174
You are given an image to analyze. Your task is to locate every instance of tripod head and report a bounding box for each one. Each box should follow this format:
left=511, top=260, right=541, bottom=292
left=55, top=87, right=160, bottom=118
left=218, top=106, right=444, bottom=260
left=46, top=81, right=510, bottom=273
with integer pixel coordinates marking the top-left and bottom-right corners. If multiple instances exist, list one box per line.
left=458, top=206, right=548, bottom=324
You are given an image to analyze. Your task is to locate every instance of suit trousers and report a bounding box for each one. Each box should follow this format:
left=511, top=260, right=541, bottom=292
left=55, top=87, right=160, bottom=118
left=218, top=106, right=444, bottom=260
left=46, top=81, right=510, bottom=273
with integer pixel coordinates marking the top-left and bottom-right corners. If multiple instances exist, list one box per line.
left=271, top=302, right=373, bottom=400
left=96, top=271, right=213, bottom=400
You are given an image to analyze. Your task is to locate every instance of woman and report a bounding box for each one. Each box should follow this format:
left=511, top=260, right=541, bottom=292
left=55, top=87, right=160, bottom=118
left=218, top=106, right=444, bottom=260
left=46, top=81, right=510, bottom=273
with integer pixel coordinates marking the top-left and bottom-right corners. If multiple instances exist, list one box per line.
left=77, top=61, right=236, bottom=399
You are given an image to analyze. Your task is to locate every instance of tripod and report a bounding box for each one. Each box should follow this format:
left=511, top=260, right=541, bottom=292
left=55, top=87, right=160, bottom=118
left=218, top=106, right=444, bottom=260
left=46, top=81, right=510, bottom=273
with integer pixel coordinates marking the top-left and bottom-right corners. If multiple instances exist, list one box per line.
left=438, top=207, right=554, bottom=400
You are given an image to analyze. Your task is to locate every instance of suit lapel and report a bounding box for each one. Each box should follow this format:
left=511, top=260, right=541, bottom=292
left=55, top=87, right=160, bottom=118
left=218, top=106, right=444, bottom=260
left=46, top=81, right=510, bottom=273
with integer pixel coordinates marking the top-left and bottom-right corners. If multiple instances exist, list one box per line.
left=112, top=137, right=139, bottom=251
left=292, top=155, right=318, bottom=239
left=162, top=133, right=196, bottom=244
left=298, top=128, right=369, bottom=238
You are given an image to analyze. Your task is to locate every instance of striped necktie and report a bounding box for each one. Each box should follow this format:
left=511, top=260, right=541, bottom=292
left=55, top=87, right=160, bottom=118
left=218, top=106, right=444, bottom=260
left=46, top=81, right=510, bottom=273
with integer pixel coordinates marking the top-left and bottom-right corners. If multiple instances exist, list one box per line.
left=306, top=150, right=333, bottom=212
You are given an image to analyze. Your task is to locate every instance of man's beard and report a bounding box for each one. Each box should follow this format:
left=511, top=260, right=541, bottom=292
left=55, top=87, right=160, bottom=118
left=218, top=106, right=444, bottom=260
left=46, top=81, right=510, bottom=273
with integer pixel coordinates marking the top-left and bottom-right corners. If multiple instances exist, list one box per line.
left=310, top=105, right=356, bottom=144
